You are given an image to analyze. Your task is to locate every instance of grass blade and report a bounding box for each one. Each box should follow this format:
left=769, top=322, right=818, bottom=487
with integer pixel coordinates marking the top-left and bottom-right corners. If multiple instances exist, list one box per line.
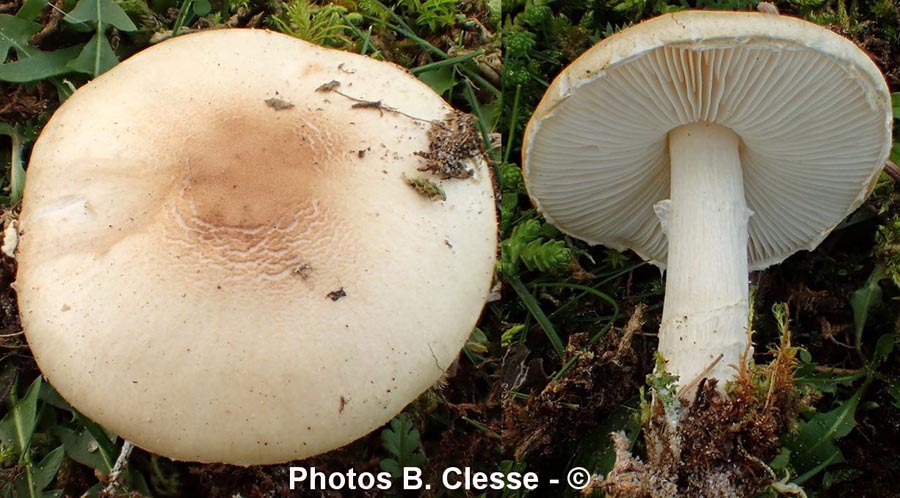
left=507, top=274, right=565, bottom=358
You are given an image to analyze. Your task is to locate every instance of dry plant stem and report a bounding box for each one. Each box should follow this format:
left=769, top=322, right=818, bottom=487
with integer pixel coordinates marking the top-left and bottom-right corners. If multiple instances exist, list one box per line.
left=885, top=160, right=900, bottom=182
left=331, top=90, right=431, bottom=123
left=656, top=123, right=752, bottom=397
left=102, top=440, right=134, bottom=496
left=676, top=353, right=723, bottom=399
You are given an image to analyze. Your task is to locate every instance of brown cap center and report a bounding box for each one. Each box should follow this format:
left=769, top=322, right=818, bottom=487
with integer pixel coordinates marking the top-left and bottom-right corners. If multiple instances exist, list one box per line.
left=161, top=103, right=352, bottom=282
left=179, top=108, right=342, bottom=229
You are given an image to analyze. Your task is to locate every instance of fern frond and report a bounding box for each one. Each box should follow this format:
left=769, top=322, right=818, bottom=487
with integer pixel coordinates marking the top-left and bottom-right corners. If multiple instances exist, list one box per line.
left=272, top=1, right=354, bottom=48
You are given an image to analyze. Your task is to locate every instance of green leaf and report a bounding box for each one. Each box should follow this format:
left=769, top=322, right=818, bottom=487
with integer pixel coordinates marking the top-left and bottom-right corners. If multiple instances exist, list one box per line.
left=16, top=0, right=49, bottom=21
left=0, top=14, right=41, bottom=60
left=603, top=249, right=630, bottom=269
left=850, top=265, right=886, bottom=350
left=888, top=382, right=900, bottom=409
left=12, top=477, right=32, bottom=498
left=127, top=466, right=153, bottom=496
left=32, top=445, right=65, bottom=491
left=480, top=98, right=500, bottom=132
left=786, top=387, right=863, bottom=478
left=13, top=474, right=63, bottom=498
left=770, top=447, right=791, bottom=471
left=67, top=0, right=137, bottom=31
left=0, top=45, right=82, bottom=82
left=417, top=66, right=455, bottom=95
left=379, top=458, right=402, bottom=478
left=0, top=363, right=15, bottom=406
left=192, top=0, right=211, bottom=15
left=171, top=0, right=195, bottom=36
left=0, top=124, right=26, bottom=204
left=500, top=323, right=524, bottom=347
left=873, top=334, right=896, bottom=366
left=72, top=411, right=118, bottom=472
left=890, top=141, right=900, bottom=165
left=67, top=32, right=117, bottom=77
left=39, top=382, right=72, bottom=412
left=569, top=397, right=641, bottom=497
left=52, top=78, right=78, bottom=102
left=0, top=376, right=43, bottom=463
left=379, top=415, right=425, bottom=478
left=465, top=327, right=489, bottom=354
left=54, top=426, right=110, bottom=473
left=892, top=92, right=900, bottom=119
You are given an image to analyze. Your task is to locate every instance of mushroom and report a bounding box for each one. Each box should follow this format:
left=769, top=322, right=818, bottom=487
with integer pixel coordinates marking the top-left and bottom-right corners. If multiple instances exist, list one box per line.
left=523, top=11, right=891, bottom=394
left=16, top=29, right=497, bottom=464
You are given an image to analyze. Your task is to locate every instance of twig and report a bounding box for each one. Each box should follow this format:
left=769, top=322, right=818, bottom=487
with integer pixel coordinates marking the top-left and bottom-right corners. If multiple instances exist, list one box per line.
left=328, top=88, right=432, bottom=123
left=813, top=365, right=863, bottom=375
left=678, top=354, right=724, bottom=399
left=102, top=440, right=134, bottom=496
left=885, top=161, right=900, bottom=182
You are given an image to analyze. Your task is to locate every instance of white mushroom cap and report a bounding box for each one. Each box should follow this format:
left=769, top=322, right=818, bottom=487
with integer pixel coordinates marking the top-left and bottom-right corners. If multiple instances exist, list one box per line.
left=17, top=29, right=497, bottom=464
left=524, top=11, right=891, bottom=270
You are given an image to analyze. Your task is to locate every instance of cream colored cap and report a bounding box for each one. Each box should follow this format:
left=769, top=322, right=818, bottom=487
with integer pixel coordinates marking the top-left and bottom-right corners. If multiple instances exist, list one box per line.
left=524, top=11, right=891, bottom=270
left=17, top=29, right=497, bottom=464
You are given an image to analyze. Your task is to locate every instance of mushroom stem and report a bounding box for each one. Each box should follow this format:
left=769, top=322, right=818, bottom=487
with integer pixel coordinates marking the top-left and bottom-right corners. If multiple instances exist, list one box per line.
left=656, top=122, right=752, bottom=396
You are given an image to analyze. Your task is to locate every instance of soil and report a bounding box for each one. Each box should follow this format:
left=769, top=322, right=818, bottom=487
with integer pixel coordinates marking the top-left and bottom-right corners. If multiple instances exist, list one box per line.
left=502, top=307, right=646, bottom=462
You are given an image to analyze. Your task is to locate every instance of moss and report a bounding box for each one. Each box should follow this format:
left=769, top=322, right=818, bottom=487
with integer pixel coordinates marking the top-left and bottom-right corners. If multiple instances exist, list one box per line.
left=604, top=313, right=809, bottom=497
left=875, top=212, right=900, bottom=288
